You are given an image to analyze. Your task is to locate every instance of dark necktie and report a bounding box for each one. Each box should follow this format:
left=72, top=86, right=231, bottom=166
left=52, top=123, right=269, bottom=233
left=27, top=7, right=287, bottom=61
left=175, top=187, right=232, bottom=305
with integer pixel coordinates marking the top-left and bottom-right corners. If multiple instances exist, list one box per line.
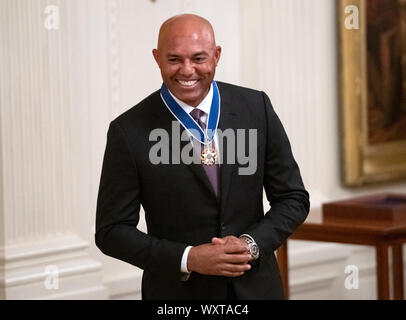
left=190, top=108, right=220, bottom=198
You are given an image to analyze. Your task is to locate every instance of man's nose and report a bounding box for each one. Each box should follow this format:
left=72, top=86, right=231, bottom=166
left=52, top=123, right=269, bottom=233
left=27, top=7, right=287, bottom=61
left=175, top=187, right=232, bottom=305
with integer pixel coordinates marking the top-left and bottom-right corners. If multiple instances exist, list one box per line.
left=179, top=60, right=195, bottom=77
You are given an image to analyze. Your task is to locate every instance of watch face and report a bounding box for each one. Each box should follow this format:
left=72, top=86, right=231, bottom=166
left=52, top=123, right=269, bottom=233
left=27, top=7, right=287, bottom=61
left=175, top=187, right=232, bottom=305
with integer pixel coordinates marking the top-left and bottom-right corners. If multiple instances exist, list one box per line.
left=239, top=235, right=259, bottom=259
left=250, top=244, right=259, bottom=259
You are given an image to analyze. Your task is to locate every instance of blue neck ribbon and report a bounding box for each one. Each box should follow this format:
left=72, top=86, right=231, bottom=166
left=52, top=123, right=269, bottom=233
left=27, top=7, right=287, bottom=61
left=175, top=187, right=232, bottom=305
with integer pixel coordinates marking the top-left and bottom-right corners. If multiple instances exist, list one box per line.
left=160, top=81, right=221, bottom=144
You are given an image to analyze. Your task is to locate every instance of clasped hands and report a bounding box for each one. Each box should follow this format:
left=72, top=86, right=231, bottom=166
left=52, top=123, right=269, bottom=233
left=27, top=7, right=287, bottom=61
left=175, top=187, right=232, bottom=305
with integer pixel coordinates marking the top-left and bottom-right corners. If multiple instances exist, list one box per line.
left=187, top=236, right=252, bottom=277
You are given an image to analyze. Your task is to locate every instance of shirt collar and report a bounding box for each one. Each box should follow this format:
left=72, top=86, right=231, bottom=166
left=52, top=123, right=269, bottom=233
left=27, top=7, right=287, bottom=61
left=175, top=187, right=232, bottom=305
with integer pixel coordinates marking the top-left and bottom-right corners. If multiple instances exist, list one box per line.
left=167, top=83, right=213, bottom=118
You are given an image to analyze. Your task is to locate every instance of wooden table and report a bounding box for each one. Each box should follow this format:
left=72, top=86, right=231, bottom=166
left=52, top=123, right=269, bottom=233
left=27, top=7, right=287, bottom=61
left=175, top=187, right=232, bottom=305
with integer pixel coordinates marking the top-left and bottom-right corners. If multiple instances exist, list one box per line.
left=276, top=208, right=406, bottom=300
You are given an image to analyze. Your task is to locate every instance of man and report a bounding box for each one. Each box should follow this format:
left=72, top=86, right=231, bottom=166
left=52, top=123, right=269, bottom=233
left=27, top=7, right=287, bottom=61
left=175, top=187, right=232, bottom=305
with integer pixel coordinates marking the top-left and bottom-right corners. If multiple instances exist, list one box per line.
left=95, top=14, right=309, bottom=300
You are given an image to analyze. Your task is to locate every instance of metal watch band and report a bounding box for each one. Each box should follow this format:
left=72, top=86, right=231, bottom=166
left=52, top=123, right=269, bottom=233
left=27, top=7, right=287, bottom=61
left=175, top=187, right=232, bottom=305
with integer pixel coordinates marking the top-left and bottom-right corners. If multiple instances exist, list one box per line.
left=239, top=234, right=259, bottom=260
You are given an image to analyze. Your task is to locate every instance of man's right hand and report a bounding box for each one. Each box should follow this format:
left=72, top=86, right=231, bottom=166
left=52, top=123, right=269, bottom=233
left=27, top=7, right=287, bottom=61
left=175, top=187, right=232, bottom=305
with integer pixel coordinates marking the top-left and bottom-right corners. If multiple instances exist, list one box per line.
left=187, top=236, right=252, bottom=277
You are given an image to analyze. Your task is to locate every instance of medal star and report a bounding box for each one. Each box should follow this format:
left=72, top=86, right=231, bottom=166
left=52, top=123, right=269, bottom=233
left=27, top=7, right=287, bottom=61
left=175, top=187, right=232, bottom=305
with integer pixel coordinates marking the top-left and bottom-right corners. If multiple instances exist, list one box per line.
left=201, top=148, right=217, bottom=166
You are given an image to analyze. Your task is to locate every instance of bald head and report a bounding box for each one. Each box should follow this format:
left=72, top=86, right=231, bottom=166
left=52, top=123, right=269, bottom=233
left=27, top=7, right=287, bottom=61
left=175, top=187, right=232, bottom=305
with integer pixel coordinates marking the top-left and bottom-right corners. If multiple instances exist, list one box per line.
left=157, top=14, right=217, bottom=50
left=152, top=14, right=221, bottom=107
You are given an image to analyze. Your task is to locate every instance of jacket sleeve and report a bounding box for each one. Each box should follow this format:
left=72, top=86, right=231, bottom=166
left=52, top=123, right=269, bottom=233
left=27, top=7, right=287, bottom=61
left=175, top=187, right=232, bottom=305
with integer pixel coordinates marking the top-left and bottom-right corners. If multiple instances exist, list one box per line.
left=95, top=120, right=188, bottom=281
left=245, top=92, right=310, bottom=256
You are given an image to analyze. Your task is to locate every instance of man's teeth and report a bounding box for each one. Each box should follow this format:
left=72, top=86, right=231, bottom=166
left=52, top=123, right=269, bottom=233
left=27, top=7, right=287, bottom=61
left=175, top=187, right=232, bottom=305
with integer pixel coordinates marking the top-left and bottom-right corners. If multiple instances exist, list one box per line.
left=178, top=80, right=198, bottom=86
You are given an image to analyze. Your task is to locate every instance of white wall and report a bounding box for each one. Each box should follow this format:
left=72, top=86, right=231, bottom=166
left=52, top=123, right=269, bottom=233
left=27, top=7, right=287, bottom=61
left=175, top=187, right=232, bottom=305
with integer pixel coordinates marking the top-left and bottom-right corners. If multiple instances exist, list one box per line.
left=0, top=0, right=107, bottom=300
left=0, top=0, right=405, bottom=299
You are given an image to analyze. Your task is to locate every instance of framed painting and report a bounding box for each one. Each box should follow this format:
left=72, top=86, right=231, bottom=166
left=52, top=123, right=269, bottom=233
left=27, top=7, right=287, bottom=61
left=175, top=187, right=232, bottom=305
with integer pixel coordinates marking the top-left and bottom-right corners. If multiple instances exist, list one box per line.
left=338, top=0, right=406, bottom=187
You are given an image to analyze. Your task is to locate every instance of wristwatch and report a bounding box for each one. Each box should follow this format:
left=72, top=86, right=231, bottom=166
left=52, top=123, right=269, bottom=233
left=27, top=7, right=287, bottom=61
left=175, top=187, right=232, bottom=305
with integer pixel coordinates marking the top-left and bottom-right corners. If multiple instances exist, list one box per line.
left=239, top=234, right=259, bottom=261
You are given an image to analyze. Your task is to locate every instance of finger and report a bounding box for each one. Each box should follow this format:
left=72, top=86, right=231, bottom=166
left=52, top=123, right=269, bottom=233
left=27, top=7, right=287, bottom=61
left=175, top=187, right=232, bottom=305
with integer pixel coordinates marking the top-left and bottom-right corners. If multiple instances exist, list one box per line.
left=221, top=263, right=251, bottom=273
left=223, top=253, right=252, bottom=264
left=223, top=243, right=249, bottom=254
left=222, top=237, right=249, bottom=249
left=222, top=236, right=242, bottom=245
left=212, top=236, right=236, bottom=245
left=211, top=237, right=225, bottom=245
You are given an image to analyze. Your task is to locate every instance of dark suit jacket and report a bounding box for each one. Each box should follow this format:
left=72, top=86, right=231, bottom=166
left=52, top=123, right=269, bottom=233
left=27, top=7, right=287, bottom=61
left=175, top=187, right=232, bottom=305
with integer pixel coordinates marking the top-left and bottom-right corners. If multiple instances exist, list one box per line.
left=95, top=81, right=310, bottom=300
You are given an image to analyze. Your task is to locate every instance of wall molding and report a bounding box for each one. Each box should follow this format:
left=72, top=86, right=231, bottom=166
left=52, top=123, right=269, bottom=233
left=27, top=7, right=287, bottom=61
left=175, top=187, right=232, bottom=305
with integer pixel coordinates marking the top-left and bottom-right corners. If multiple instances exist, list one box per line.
left=104, top=272, right=142, bottom=300
left=0, top=233, right=108, bottom=299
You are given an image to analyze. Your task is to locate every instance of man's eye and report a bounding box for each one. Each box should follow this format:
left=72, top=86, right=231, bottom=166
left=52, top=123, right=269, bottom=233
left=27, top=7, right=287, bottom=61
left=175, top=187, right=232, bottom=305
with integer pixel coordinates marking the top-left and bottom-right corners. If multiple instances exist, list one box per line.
left=194, top=57, right=206, bottom=62
left=168, top=58, right=179, bottom=62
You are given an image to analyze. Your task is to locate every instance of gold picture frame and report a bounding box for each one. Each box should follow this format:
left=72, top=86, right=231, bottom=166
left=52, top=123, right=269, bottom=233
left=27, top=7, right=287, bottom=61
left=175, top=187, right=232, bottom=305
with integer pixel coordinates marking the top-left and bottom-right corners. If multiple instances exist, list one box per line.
left=338, top=0, right=406, bottom=187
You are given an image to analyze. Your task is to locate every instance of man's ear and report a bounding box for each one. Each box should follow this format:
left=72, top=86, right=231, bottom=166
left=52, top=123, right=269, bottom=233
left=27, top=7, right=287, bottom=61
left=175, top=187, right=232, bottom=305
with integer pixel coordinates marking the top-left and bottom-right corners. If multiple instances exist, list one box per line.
left=214, top=46, right=222, bottom=66
left=152, top=49, right=160, bottom=67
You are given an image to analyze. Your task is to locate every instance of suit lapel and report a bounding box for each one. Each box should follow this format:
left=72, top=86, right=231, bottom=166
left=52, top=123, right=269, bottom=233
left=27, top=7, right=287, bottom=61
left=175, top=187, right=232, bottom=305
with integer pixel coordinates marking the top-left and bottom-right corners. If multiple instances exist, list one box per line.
left=217, top=84, right=239, bottom=216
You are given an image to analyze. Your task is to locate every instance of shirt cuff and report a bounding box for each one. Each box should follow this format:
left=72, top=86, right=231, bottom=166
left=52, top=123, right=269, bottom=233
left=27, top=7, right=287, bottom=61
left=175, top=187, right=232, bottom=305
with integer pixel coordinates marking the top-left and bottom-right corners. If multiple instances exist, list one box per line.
left=180, top=246, right=193, bottom=273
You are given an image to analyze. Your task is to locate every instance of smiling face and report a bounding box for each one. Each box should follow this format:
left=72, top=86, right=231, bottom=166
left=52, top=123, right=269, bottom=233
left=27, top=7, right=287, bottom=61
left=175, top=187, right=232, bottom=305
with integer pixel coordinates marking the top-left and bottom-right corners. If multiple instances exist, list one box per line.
left=153, top=15, right=221, bottom=107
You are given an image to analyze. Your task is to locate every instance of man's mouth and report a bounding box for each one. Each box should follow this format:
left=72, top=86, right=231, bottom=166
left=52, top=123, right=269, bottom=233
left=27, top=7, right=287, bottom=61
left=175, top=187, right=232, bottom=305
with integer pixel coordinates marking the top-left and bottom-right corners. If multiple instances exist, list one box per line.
left=176, top=79, right=199, bottom=87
